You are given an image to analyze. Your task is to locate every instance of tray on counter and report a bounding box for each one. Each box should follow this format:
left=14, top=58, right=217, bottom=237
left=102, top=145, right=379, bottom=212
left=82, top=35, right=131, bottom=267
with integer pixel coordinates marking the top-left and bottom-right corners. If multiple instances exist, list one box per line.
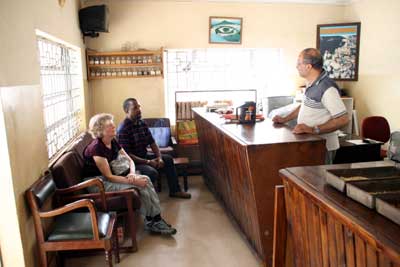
left=325, top=166, right=400, bottom=192
left=346, top=178, right=400, bottom=208
left=376, top=193, right=400, bottom=225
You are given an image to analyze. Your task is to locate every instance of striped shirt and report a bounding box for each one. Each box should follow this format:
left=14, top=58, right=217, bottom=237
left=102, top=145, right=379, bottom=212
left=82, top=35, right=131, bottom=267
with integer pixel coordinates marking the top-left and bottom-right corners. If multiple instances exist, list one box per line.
left=117, top=118, right=155, bottom=158
left=298, top=71, right=347, bottom=151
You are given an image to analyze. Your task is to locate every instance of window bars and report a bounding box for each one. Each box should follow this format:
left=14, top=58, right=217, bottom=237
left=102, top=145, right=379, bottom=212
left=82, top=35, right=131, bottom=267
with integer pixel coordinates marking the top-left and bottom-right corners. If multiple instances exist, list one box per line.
left=37, top=36, right=82, bottom=159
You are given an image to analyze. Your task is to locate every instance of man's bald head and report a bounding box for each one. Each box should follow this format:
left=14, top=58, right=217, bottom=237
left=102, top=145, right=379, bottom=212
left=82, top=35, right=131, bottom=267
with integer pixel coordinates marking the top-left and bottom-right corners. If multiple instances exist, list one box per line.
left=300, top=48, right=324, bottom=71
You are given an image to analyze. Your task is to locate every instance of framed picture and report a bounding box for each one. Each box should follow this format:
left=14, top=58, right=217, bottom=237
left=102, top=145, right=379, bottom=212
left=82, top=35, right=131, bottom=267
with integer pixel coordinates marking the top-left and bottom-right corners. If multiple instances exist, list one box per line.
left=209, top=16, right=242, bottom=44
left=317, top=22, right=361, bottom=81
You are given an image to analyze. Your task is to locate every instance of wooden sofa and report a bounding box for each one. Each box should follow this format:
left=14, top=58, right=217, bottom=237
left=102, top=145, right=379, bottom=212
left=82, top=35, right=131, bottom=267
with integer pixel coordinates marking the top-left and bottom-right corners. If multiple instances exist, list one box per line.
left=50, top=132, right=141, bottom=252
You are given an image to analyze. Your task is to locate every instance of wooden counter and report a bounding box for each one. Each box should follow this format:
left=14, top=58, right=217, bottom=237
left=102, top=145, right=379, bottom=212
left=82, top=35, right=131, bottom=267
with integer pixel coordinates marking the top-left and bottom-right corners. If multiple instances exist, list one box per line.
left=279, top=161, right=400, bottom=267
left=193, top=108, right=326, bottom=265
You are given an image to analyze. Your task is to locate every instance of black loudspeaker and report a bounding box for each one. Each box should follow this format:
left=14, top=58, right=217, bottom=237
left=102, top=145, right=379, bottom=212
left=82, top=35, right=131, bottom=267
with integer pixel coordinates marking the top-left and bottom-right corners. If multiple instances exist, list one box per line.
left=79, top=5, right=109, bottom=37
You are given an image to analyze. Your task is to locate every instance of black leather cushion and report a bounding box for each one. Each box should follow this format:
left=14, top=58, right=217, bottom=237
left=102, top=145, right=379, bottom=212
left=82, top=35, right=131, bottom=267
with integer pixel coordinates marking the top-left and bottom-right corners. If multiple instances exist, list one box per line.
left=48, top=212, right=111, bottom=241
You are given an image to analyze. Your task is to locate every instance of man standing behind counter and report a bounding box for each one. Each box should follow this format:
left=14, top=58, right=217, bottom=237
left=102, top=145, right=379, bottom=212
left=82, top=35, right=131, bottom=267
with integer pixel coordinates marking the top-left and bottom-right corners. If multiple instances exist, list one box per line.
left=273, top=48, right=349, bottom=164
left=117, top=98, right=191, bottom=199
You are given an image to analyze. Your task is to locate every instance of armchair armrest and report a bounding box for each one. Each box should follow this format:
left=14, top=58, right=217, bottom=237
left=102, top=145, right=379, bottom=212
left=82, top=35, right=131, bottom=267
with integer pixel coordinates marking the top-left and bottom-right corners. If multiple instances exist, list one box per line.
left=56, top=178, right=107, bottom=211
left=39, top=199, right=100, bottom=240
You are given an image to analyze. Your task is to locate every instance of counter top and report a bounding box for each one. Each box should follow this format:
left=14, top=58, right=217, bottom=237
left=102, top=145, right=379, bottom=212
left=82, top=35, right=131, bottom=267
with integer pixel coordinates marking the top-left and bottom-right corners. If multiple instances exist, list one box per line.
left=193, top=107, right=324, bottom=146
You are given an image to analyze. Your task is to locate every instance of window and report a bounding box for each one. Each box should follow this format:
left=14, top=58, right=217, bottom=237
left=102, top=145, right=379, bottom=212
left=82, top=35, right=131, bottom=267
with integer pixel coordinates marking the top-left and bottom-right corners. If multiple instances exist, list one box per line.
left=37, top=33, right=83, bottom=159
left=164, top=48, right=293, bottom=122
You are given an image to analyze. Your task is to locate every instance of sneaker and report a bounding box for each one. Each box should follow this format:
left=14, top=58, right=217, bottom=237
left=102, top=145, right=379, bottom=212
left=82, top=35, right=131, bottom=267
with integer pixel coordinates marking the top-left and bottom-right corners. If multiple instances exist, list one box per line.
left=148, top=220, right=177, bottom=235
left=169, top=191, right=191, bottom=199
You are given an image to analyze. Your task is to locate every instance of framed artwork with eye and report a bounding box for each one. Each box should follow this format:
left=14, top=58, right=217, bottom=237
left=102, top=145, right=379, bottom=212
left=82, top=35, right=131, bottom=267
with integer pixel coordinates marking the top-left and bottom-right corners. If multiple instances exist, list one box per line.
left=209, top=16, right=242, bottom=44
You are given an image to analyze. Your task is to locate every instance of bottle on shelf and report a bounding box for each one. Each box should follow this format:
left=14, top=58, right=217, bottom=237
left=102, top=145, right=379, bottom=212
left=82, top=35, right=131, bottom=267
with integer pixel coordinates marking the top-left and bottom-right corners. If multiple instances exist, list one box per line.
left=99, top=57, right=105, bottom=64
left=150, top=68, right=156, bottom=76
left=137, top=56, right=143, bottom=64
left=110, top=57, right=116, bottom=64
left=105, top=57, right=111, bottom=64
left=116, top=56, right=121, bottom=64
left=148, top=56, right=153, bottom=64
left=106, top=69, right=111, bottom=77
left=127, top=68, right=133, bottom=76
left=94, top=57, right=100, bottom=65
left=89, top=57, right=95, bottom=65
left=132, top=56, right=137, bottom=64
left=121, top=56, right=127, bottom=64
left=122, top=68, right=127, bottom=76
left=126, top=56, right=132, bottom=64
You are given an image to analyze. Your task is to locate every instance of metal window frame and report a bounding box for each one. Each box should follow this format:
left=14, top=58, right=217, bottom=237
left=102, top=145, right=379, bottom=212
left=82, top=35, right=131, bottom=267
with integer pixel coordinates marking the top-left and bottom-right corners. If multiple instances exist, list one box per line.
left=37, top=35, right=83, bottom=159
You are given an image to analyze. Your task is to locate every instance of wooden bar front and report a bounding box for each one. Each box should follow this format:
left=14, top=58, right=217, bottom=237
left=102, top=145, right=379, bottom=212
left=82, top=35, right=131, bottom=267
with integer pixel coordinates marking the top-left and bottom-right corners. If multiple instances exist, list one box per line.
left=193, top=108, right=326, bottom=265
left=279, top=161, right=400, bottom=267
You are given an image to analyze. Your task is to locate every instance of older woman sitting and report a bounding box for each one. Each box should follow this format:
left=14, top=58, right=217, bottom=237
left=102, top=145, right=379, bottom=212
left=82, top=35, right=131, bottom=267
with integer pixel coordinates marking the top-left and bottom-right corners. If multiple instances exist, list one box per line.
left=83, top=113, right=176, bottom=235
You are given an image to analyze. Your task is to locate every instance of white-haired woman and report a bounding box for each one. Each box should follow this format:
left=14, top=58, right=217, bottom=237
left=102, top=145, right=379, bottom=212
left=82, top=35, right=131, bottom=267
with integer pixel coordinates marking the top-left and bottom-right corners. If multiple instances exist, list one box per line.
left=83, top=113, right=176, bottom=235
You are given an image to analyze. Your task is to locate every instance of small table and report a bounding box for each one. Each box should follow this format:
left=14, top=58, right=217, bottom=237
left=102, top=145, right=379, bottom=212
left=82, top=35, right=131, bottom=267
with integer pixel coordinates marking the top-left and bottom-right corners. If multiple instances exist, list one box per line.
left=173, top=157, right=189, bottom=192
left=334, top=134, right=383, bottom=164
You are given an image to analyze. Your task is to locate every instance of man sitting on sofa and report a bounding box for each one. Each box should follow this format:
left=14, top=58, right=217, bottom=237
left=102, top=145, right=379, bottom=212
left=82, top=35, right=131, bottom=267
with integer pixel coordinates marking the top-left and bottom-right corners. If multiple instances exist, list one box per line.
left=117, top=98, right=191, bottom=199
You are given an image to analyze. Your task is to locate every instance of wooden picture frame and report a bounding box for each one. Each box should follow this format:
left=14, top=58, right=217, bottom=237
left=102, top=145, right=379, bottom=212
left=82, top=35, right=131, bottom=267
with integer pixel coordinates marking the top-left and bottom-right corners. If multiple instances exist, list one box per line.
left=209, top=16, right=242, bottom=44
left=317, top=22, right=361, bottom=81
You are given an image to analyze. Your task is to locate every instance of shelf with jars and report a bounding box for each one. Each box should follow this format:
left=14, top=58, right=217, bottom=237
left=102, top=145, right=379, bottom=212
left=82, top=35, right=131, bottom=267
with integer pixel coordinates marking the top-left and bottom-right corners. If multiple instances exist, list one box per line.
left=86, top=48, right=164, bottom=80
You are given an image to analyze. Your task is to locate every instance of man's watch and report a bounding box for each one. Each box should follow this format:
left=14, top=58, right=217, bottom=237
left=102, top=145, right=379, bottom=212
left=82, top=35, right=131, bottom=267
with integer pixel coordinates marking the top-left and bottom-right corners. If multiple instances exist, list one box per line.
left=313, top=125, right=321, bottom=134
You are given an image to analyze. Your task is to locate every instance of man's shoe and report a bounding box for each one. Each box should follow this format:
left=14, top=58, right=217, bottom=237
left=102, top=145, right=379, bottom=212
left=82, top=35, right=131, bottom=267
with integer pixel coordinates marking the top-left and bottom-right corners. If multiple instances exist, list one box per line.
left=169, top=191, right=191, bottom=199
left=148, top=220, right=177, bottom=235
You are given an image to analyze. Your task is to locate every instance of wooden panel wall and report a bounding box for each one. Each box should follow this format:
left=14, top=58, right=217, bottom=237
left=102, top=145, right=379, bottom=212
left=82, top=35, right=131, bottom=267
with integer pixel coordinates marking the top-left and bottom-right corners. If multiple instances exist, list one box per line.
left=283, top=178, right=400, bottom=267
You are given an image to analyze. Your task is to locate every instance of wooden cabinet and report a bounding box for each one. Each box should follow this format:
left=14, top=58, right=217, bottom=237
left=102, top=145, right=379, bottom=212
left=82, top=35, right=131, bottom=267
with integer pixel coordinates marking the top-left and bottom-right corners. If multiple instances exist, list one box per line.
left=278, top=162, right=400, bottom=267
left=86, top=48, right=163, bottom=80
left=193, top=108, right=326, bottom=266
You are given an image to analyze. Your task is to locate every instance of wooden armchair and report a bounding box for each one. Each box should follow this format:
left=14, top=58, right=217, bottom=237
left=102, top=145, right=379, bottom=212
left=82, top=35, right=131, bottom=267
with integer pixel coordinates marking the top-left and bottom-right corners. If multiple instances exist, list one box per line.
left=26, top=172, right=119, bottom=267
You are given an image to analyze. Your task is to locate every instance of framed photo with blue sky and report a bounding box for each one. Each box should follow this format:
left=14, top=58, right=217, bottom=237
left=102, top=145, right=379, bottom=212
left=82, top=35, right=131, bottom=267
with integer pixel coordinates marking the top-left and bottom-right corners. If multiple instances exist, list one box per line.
left=317, top=22, right=361, bottom=81
left=209, top=16, right=242, bottom=44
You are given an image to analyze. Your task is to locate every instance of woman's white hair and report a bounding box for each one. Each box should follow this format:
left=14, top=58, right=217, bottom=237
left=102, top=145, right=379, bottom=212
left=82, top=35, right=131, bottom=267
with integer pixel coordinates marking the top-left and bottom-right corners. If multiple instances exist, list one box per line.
left=89, top=113, right=114, bottom=138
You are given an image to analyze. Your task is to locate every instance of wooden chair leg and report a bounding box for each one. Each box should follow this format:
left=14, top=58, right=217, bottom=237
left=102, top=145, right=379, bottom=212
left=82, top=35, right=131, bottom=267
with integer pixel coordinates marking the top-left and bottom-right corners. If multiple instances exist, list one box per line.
left=105, top=250, right=113, bottom=267
left=127, top=200, right=138, bottom=252
left=39, top=249, right=48, bottom=267
left=114, top=227, right=120, bottom=263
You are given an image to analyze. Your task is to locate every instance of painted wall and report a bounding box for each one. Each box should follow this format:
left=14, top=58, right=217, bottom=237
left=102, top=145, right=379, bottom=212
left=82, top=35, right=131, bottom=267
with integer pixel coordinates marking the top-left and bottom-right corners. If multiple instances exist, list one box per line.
left=85, top=0, right=346, bottom=123
left=344, top=0, right=400, bottom=130
left=0, top=0, right=88, bottom=266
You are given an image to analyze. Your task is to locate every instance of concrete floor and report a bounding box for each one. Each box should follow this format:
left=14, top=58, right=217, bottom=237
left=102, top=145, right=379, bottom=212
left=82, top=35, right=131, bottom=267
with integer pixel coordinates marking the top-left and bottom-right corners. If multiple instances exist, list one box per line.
left=65, top=176, right=262, bottom=267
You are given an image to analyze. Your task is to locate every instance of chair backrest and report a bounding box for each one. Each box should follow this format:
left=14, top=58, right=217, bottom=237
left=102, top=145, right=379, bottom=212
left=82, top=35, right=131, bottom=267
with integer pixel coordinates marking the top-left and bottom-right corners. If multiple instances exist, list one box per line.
left=50, top=131, right=94, bottom=188
left=28, top=172, right=57, bottom=209
left=143, top=118, right=172, bottom=148
left=26, top=172, right=56, bottom=243
left=51, top=151, right=85, bottom=188
left=361, top=116, right=391, bottom=143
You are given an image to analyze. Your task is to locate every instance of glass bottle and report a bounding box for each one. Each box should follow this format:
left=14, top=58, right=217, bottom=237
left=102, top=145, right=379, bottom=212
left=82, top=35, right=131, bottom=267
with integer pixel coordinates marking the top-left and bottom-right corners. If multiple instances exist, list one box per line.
left=105, top=57, right=111, bottom=65
left=89, top=57, right=95, bottom=65
left=99, top=57, right=105, bottom=64
left=116, top=57, right=121, bottom=64
left=121, top=56, right=127, bottom=64
left=94, top=57, right=99, bottom=65
left=110, top=57, right=116, bottom=64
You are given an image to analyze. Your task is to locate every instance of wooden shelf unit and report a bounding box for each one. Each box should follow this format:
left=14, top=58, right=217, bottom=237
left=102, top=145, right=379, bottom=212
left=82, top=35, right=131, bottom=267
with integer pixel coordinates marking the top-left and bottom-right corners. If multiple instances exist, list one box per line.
left=86, top=47, right=164, bottom=80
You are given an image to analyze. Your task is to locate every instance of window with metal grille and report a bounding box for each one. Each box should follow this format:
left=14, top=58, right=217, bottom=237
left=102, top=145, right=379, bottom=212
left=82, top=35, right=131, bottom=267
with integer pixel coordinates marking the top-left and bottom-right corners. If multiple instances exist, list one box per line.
left=37, top=34, right=83, bottom=159
left=164, top=48, right=293, bottom=122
